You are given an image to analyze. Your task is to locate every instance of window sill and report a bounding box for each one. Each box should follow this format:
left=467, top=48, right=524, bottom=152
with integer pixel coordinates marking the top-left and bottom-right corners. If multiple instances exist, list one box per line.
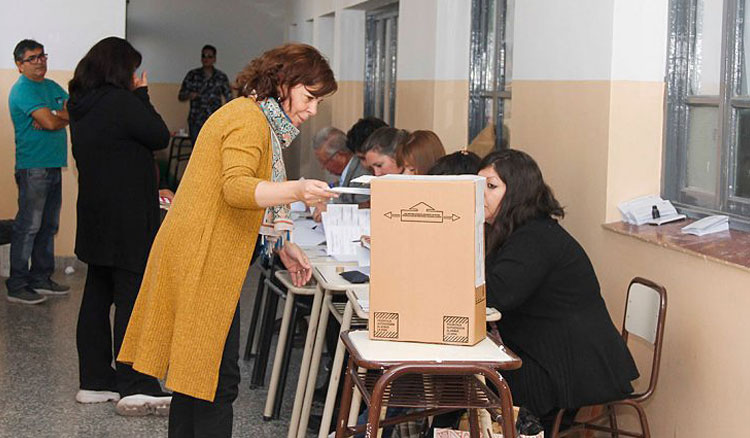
left=602, top=220, right=750, bottom=273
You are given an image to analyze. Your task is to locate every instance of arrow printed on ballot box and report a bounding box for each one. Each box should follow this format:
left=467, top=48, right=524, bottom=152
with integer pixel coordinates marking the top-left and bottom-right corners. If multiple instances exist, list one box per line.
left=383, top=202, right=461, bottom=224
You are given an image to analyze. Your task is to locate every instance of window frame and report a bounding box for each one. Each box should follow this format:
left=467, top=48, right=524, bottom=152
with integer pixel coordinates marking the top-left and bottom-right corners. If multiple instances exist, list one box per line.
left=364, top=4, right=399, bottom=127
left=665, top=0, right=750, bottom=228
left=468, top=0, right=512, bottom=149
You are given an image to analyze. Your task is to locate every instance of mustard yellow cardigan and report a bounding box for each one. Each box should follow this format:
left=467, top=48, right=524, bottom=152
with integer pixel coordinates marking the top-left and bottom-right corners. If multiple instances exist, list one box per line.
left=118, top=97, right=271, bottom=401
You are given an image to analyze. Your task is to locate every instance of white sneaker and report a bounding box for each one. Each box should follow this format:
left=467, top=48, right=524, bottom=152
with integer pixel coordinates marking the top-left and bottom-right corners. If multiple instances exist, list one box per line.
left=115, top=394, right=172, bottom=416
left=76, top=389, right=121, bottom=403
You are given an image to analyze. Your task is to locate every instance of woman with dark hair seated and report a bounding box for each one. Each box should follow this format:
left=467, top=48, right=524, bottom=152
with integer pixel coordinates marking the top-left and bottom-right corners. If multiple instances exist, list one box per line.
left=427, top=150, right=481, bottom=175
left=478, top=149, right=638, bottom=434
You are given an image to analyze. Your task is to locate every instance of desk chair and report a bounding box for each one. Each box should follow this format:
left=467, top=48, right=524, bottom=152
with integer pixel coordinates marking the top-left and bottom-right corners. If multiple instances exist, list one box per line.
left=550, top=277, right=667, bottom=438
left=166, top=135, right=193, bottom=189
left=335, top=330, right=522, bottom=438
left=262, top=270, right=318, bottom=420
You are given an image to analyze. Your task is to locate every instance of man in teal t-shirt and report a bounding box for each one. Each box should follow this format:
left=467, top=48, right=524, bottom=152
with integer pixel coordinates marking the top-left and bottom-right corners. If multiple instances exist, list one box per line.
left=6, top=39, right=71, bottom=304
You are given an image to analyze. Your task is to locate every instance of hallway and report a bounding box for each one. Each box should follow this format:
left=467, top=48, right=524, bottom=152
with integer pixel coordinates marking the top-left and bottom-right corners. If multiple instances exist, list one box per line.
left=0, top=264, right=300, bottom=437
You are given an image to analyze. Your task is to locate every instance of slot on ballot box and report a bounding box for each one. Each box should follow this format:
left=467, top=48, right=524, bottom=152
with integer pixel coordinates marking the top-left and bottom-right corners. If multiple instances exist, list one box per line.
left=369, top=175, right=487, bottom=345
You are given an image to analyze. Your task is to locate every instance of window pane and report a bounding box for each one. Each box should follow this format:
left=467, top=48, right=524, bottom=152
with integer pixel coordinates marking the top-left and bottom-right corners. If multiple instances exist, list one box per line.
left=742, top=0, right=750, bottom=95
left=736, top=109, right=750, bottom=197
left=691, top=0, right=723, bottom=95
left=685, top=106, right=719, bottom=193
left=504, top=0, right=514, bottom=88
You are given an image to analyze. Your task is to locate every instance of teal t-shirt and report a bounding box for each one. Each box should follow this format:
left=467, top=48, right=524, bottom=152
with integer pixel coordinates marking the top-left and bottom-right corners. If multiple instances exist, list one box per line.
left=8, top=75, right=69, bottom=169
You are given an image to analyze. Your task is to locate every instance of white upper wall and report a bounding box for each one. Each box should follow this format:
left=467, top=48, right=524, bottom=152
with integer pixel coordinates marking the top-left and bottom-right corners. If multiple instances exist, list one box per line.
left=335, top=10, right=366, bottom=81
left=0, top=0, right=126, bottom=71
left=397, top=0, right=438, bottom=80
left=513, top=0, right=615, bottom=81
left=434, top=0, right=471, bottom=81
left=611, top=0, right=669, bottom=82
left=127, top=0, right=286, bottom=84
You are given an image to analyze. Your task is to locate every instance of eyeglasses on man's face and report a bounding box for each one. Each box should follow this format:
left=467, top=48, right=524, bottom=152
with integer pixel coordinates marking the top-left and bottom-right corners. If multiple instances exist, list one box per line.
left=201, top=53, right=215, bottom=59
left=20, top=53, right=48, bottom=64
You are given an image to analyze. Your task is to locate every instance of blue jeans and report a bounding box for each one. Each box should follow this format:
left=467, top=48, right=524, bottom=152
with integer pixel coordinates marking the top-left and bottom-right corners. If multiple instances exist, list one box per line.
left=6, top=168, right=62, bottom=292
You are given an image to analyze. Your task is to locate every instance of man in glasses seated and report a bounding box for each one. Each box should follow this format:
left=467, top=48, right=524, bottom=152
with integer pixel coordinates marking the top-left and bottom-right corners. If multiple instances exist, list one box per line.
left=6, top=39, right=70, bottom=305
left=177, top=44, right=233, bottom=144
left=313, top=127, right=352, bottom=187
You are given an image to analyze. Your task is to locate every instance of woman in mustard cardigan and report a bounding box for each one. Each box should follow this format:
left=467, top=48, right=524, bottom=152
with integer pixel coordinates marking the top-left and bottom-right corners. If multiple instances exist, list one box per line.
left=118, top=43, right=338, bottom=436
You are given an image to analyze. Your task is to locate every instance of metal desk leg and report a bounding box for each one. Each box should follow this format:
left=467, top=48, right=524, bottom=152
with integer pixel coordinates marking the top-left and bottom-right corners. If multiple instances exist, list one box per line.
left=347, top=367, right=365, bottom=428
left=297, top=291, right=333, bottom=438
left=263, top=290, right=296, bottom=419
left=318, top=302, right=354, bottom=438
left=287, top=288, right=324, bottom=438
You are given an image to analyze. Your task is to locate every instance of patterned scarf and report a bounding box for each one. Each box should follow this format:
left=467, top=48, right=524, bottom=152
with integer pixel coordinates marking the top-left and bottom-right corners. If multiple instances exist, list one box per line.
left=257, top=97, right=300, bottom=254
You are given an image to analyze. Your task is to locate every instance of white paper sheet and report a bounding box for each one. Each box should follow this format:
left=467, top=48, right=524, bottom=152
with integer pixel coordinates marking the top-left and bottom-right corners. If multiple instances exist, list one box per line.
left=326, top=186, right=371, bottom=196
left=322, top=205, right=370, bottom=256
left=292, top=219, right=326, bottom=246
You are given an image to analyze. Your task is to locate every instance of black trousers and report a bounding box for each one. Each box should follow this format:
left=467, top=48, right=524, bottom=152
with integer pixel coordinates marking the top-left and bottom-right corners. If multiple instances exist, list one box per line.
left=76, top=264, right=163, bottom=396
left=168, top=304, right=241, bottom=438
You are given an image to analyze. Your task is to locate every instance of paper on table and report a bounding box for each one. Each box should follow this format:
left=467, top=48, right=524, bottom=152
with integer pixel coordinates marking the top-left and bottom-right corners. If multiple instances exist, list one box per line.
left=350, top=175, right=375, bottom=185
left=290, top=201, right=307, bottom=211
left=333, top=245, right=371, bottom=267
left=327, top=186, right=371, bottom=196
left=292, top=218, right=326, bottom=246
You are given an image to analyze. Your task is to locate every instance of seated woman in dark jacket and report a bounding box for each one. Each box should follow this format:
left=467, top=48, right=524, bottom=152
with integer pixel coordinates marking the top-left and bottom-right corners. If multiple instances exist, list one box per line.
left=478, top=149, right=638, bottom=433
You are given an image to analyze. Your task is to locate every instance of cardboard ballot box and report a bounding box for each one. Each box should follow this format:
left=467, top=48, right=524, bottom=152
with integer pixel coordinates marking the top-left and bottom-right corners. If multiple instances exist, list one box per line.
left=370, top=175, right=487, bottom=345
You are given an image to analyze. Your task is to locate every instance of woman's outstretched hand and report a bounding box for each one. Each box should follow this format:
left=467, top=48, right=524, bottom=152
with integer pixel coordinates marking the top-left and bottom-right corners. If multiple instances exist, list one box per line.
left=296, top=179, right=338, bottom=206
left=279, top=242, right=312, bottom=287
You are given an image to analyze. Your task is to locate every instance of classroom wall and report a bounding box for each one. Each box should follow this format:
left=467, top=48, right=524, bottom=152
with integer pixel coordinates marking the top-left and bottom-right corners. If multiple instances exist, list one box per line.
left=511, top=0, right=750, bottom=435
left=0, top=0, right=127, bottom=257
left=287, top=0, right=472, bottom=161
left=126, top=0, right=287, bottom=135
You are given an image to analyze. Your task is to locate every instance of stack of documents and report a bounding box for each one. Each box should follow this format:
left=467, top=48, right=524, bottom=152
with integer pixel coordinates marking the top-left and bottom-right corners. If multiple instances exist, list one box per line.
left=681, top=215, right=729, bottom=236
left=321, top=204, right=370, bottom=256
left=618, top=195, right=686, bottom=226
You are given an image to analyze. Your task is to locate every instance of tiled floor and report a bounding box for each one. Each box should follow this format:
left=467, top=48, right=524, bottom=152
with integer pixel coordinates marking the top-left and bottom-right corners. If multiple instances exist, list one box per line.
left=0, top=263, right=313, bottom=438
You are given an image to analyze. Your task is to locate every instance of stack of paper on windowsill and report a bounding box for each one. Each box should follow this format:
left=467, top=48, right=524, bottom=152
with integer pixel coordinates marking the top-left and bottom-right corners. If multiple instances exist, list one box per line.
left=618, top=195, right=686, bottom=226
left=681, top=215, right=729, bottom=236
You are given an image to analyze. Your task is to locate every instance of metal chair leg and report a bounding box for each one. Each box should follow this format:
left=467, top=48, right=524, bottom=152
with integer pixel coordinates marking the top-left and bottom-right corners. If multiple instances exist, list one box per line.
left=609, top=404, right=620, bottom=438
left=273, top=298, right=300, bottom=419
left=468, top=409, right=480, bottom=438
left=335, top=358, right=355, bottom=438
left=243, top=261, right=269, bottom=361
left=251, top=281, right=279, bottom=387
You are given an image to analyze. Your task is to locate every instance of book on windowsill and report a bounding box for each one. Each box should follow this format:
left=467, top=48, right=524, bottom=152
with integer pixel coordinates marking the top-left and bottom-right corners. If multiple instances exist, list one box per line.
left=618, top=195, right=686, bottom=226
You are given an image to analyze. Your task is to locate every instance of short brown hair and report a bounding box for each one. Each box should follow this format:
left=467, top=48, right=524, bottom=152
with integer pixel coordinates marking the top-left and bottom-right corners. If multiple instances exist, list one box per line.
left=396, top=130, right=447, bottom=175
left=235, top=43, right=337, bottom=102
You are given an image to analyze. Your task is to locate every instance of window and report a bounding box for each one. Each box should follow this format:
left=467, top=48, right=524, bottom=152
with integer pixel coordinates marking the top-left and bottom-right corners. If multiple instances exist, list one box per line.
left=666, top=0, right=750, bottom=225
left=364, top=4, right=399, bottom=127
left=468, top=0, right=514, bottom=148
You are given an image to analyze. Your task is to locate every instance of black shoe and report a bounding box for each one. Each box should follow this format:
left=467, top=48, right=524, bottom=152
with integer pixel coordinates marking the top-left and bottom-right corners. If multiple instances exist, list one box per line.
left=7, top=286, right=47, bottom=304
left=30, top=279, right=70, bottom=296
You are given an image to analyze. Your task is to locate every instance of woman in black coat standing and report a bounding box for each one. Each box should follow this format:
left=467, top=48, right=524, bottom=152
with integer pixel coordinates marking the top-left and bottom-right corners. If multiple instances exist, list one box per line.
left=68, top=37, right=172, bottom=415
left=478, top=149, right=639, bottom=434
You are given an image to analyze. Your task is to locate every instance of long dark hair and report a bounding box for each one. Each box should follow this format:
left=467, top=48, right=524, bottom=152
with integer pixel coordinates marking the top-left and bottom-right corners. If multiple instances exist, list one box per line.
left=480, top=149, right=564, bottom=254
left=69, top=37, right=142, bottom=100
left=235, top=43, right=337, bottom=102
